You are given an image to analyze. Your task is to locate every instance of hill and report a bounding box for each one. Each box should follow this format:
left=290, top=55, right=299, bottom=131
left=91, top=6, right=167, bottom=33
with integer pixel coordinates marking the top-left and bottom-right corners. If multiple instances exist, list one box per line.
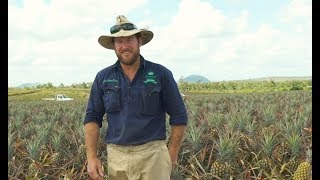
left=228, top=76, right=312, bottom=82
left=179, top=75, right=311, bottom=83
left=17, top=83, right=41, bottom=88
left=181, top=75, right=211, bottom=83
left=12, top=76, right=311, bottom=88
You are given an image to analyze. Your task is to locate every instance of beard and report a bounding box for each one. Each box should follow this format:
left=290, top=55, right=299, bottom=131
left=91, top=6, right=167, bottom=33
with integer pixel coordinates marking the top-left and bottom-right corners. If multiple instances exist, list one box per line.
left=115, top=48, right=140, bottom=66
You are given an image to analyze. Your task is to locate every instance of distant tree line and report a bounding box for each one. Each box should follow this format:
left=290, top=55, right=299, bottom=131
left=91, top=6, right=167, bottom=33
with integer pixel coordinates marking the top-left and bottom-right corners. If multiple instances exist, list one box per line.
left=23, top=80, right=311, bottom=94
left=177, top=80, right=312, bottom=93
left=34, top=82, right=93, bottom=89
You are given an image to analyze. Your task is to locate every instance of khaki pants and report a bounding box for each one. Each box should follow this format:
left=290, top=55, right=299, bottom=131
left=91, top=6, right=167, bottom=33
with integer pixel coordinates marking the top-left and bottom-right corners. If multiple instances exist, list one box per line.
left=106, top=140, right=172, bottom=180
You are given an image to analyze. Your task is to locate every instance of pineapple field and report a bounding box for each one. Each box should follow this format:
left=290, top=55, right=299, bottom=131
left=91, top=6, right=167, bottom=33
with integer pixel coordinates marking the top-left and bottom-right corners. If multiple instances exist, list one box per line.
left=8, top=88, right=312, bottom=179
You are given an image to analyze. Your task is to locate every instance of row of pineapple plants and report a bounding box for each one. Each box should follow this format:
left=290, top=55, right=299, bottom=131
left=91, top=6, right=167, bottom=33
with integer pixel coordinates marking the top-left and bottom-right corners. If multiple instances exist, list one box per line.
left=8, top=100, right=93, bottom=179
left=172, top=91, right=312, bottom=179
left=9, top=90, right=311, bottom=179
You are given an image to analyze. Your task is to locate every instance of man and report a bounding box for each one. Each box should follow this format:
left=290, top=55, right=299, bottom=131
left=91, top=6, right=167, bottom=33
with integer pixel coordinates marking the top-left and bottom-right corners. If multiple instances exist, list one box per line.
left=84, top=15, right=188, bottom=180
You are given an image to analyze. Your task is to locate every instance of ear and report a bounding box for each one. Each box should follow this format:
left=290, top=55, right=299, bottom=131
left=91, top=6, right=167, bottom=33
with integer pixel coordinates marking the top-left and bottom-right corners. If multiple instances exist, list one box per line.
left=138, top=38, right=143, bottom=47
left=111, top=38, right=116, bottom=48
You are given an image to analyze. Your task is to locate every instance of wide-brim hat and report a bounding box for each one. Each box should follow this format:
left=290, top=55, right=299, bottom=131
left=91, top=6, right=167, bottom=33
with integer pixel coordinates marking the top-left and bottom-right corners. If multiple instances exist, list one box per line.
left=98, top=15, right=154, bottom=50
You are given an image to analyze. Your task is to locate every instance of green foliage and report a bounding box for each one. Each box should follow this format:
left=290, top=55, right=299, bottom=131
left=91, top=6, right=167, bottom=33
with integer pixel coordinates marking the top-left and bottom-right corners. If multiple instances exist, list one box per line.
left=9, top=80, right=311, bottom=102
left=178, top=80, right=311, bottom=94
left=289, top=81, right=305, bottom=91
left=8, top=90, right=311, bottom=179
left=8, top=88, right=90, bottom=101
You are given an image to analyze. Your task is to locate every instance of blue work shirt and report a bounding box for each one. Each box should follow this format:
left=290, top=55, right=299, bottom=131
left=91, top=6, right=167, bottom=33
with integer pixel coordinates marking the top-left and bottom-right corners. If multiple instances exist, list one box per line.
left=84, top=55, right=188, bottom=145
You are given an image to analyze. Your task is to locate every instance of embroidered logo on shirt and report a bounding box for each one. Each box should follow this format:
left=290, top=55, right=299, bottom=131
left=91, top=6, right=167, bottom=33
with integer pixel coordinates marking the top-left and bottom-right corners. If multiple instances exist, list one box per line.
left=144, top=72, right=157, bottom=84
left=103, top=79, right=119, bottom=84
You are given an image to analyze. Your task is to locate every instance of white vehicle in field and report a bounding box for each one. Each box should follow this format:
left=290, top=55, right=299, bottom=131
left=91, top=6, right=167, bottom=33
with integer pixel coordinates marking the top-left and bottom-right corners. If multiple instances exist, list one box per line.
left=42, top=94, right=74, bottom=101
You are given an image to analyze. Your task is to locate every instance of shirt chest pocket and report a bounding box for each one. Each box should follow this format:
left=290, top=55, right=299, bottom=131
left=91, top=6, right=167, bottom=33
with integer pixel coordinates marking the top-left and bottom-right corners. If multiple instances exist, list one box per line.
left=102, top=84, right=121, bottom=113
left=141, top=86, right=161, bottom=115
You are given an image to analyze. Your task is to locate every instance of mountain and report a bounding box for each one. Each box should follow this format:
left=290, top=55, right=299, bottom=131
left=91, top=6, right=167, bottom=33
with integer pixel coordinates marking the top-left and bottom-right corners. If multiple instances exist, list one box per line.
left=13, top=75, right=311, bottom=88
left=228, top=76, right=312, bottom=82
left=181, top=75, right=211, bottom=83
left=179, top=75, right=311, bottom=83
left=17, top=83, right=42, bottom=88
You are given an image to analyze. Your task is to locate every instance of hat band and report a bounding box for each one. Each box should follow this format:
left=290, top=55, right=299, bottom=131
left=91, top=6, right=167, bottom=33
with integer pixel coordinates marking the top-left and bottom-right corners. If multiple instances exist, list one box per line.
left=110, top=23, right=138, bottom=34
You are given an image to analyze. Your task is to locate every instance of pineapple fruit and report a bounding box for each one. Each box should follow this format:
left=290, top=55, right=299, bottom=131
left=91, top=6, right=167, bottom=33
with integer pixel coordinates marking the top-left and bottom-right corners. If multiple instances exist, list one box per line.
left=77, top=144, right=87, bottom=163
left=293, top=148, right=312, bottom=180
left=8, top=161, right=15, bottom=175
left=210, top=131, right=240, bottom=179
left=293, top=162, right=311, bottom=180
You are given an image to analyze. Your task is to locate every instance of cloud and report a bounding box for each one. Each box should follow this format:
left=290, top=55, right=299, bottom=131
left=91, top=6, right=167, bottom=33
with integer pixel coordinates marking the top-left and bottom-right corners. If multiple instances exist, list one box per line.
left=9, top=0, right=147, bottom=40
left=280, top=0, right=312, bottom=22
left=8, top=0, right=147, bottom=86
left=145, top=0, right=311, bottom=81
left=8, top=0, right=312, bottom=86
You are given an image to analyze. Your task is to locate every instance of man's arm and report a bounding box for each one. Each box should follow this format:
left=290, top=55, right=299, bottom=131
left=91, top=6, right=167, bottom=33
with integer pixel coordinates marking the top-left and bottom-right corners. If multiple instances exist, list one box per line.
left=84, top=122, right=100, bottom=160
left=168, top=125, right=186, bottom=168
left=160, top=68, right=188, bottom=168
left=84, top=122, right=104, bottom=179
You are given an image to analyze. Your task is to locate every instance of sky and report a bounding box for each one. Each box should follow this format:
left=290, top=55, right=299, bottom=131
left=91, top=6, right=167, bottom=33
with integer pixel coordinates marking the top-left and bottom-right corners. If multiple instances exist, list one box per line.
left=8, top=0, right=312, bottom=87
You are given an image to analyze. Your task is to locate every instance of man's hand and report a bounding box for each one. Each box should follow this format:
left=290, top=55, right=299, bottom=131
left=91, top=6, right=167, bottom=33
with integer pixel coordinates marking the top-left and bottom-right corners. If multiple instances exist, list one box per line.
left=168, top=125, right=186, bottom=175
left=84, top=122, right=102, bottom=179
left=87, top=158, right=104, bottom=180
left=170, top=162, right=179, bottom=180
left=172, top=161, right=178, bottom=170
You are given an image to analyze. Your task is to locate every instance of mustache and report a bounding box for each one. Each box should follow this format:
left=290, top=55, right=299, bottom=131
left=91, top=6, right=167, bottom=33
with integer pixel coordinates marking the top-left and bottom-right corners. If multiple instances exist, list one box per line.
left=121, top=48, right=132, bottom=53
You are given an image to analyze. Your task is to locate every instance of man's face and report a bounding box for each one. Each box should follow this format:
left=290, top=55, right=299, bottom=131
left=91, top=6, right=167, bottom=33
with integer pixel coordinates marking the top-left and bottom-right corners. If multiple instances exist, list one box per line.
left=114, top=35, right=141, bottom=65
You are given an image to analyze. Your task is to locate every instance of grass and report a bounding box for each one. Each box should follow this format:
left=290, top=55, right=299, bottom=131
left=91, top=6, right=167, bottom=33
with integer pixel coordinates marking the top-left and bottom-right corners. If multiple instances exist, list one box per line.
left=8, top=88, right=90, bottom=101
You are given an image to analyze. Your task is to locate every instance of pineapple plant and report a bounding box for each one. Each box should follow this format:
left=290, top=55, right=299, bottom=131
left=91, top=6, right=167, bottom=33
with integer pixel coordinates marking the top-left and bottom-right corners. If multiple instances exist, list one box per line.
left=50, top=132, right=66, bottom=168
left=51, top=130, right=64, bottom=153
left=236, top=109, right=251, bottom=132
left=210, top=130, right=240, bottom=179
left=261, top=104, right=277, bottom=127
left=26, top=138, right=41, bottom=163
left=247, top=128, right=278, bottom=179
left=280, top=132, right=303, bottom=177
left=258, top=129, right=278, bottom=172
left=7, top=86, right=312, bottom=179
left=185, top=120, right=204, bottom=152
left=273, top=115, right=292, bottom=162
left=240, top=119, right=259, bottom=153
left=14, top=137, right=28, bottom=160
left=50, top=152, right=60, bottom=167
left=207, top=113, right=224, bottom=139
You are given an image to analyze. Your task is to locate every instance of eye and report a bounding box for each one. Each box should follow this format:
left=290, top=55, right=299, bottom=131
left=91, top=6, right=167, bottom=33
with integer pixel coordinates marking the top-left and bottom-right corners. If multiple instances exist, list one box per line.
left=128, top=36, right=136, bottom=42
left=114, top=39, right=122, bottom=44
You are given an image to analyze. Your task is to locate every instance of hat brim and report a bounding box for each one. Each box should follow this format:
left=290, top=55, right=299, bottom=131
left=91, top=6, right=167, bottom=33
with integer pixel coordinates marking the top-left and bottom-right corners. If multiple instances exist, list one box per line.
left=98, top=29, right=153, bottom=50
